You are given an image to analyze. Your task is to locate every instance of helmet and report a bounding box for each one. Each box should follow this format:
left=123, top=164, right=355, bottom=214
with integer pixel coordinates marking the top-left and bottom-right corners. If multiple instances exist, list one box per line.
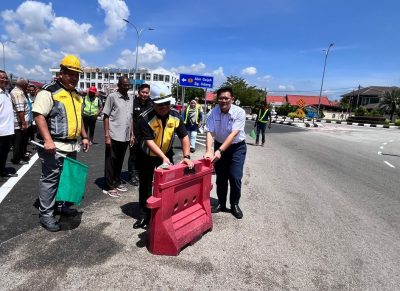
left=88, top=86, right=97, bottom=94
left=150, top=83, right=173, bottom=104
left=60, top=55, right=83, bottom=73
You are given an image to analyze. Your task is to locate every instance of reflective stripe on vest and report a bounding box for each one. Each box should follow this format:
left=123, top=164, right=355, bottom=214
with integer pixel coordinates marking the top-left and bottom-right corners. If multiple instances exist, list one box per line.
left=184, top=106, right=199, bottom=124
left=83, top=96, right=100, bottom=116
left=258, top=109, right=269, bottom=123
left=144, top=112, right=181, bottom=156
left=42, top=82, right=83, bottom=140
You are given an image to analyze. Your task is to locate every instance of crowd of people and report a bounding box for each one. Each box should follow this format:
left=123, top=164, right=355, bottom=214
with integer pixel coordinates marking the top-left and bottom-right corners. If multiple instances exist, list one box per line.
left=0, top=54, right=271, bottom=233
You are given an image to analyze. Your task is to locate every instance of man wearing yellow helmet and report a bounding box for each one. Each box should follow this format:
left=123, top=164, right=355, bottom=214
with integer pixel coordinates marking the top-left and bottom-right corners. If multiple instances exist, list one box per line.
left=32, top=54, right=90, bottom=232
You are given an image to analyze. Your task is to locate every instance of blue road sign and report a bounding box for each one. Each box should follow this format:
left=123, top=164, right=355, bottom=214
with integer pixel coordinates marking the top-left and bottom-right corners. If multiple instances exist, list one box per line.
left=179, top=74, right=214, bottom=89
left=307, top=112, right=316, bottom=118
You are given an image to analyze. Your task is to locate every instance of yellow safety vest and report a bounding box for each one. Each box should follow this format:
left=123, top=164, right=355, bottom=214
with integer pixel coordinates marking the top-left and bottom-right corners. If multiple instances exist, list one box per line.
left=257, top=109, right=269, bottom=123
left=184, top=106, right=200, bottom=124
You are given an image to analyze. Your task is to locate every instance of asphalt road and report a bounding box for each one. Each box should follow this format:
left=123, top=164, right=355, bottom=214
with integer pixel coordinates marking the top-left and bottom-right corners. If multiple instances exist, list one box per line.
left=0, top=121, right=399, bottom=290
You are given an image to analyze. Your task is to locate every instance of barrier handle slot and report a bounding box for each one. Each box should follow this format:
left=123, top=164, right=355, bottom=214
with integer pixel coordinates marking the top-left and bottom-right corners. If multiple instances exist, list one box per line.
left=184, top=167, right=196, bottom=176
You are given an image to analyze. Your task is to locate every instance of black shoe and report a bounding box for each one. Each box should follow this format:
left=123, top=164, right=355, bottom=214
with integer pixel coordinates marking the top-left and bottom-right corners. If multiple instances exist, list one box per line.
left=211, top=203, right=227, bottom=213
left=39, top=215, right=61, bottom=232
left=133, top=218, right=149, bottom=229
left=1, top=172, right=18, bottom=178
left=55, top=205, right=78, bottom=216
left=0, top=177, right=8, bottom=182
left=12, top=160, right=28, bottom=165
left=190, top=148, right=195, bottom=153
left=231, top=204, right=243, bottom=219
left=128, top=176, right=139, bottom=186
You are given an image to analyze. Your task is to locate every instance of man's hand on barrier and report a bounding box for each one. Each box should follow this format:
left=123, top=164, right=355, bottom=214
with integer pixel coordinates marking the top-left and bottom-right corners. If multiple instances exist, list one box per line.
left=162, top=157, right=171, bottom=165
left=211, top=149, right=222, bottom=163
left=181, top=158, right=194, bottom=169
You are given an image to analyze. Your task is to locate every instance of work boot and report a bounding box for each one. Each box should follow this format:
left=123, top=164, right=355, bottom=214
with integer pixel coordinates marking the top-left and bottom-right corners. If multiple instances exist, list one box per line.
left=55, top=204, right=78, bottom=216
left=39, top=215, right=61, bottom=232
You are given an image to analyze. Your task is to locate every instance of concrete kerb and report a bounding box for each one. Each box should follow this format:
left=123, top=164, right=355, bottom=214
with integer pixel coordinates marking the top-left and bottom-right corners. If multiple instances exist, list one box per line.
left=271, top=116, right=400, bottom=129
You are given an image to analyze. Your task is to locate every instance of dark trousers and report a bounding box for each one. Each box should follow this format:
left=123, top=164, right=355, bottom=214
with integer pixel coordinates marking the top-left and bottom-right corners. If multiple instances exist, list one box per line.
left=128, top=143, right=139, bottom=177
left=214, top=141, right=247, bottom=206
left=83, top=115, right=97, bottom=142
left=104, top=139, right=129, bottom=190
left=137, top=151, right=173, bottom=218
left=12, top=129, right=28, bottom=163
left=256, top=123, right=267, bottom=144
left=0, top=135, right=12, bottom=174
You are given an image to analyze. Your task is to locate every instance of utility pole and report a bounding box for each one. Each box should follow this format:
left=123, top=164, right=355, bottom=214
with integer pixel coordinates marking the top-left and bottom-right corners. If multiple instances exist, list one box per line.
left=356, top=84, right=361, bottom=110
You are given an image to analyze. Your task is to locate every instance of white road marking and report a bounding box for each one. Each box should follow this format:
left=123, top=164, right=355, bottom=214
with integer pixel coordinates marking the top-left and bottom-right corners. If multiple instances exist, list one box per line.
left=378, top=151, right=382, bottom=155
left=380, top=146, right=384, bottom=150
left=196, top=141, right=206, bottom=146
left=389, top=140, right=394, bottom=142
left=384, top=161, right=395, bottom=168
left=0, top=154, right=39, bottom=204
left=383, top=142, right=387, bottom=145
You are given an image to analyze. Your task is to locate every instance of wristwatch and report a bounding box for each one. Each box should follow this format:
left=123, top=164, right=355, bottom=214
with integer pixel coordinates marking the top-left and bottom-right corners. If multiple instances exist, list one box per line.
left=183, top=155, right=191, bottom=159
left=217, top=148, right=224, bottom=155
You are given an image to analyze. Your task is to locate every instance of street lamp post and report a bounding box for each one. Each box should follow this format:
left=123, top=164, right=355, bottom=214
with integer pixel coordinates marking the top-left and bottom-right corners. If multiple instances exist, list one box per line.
left=317, top=43, right=334, bottom=118
left=0, top=40, right=16, bottom=71
left=123, top=19, right=154, bottom=92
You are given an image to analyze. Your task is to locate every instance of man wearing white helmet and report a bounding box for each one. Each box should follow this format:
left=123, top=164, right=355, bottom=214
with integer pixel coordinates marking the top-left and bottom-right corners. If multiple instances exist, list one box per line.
left=133, top=85, right=193, bottom=229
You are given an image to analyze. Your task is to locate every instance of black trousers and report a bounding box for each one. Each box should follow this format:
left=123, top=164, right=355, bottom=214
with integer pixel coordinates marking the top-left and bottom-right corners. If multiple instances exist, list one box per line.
left=104, top=139, right=129, bottom=190
left=214, top=141, right=247, bottom=206
left=12, top=129, right=28, bottom=163
left=128, top=143, right=139, bottom=176
left=83, top=115, right=97, bottom=142
left=0, top=135, right=12, bottom=174
left=137, top=151, right=174, bottom=218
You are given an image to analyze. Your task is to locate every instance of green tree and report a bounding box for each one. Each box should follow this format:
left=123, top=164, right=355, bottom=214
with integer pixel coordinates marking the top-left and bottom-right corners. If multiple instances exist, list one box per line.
left=219, top=76, right=265, bottom=106
left=379, top=88, right=400, bottom=122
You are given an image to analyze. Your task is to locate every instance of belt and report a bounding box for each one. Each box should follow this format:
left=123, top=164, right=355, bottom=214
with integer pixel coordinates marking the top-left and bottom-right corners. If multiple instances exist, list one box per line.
left=52, top=138, right=78, bottom=143
left=215, top=140, right=245, bottom=146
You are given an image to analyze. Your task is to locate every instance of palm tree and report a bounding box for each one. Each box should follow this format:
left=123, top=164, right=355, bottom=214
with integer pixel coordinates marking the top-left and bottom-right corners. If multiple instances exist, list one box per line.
left=379, top=88, right=400, bottom=122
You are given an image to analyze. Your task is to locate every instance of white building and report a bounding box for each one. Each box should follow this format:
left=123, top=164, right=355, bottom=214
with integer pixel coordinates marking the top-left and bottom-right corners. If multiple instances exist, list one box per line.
left=50, top=67, right=178, bottom=94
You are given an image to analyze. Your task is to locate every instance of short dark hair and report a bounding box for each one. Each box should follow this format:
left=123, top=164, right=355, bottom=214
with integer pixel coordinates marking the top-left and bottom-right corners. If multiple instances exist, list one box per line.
left=0, top=70, right=6, bottom=74
left=216, top=87, right=233, bottom=98
left=138, top=83, right=150, bottom=91
left=118, top=76, right=130, bottom=85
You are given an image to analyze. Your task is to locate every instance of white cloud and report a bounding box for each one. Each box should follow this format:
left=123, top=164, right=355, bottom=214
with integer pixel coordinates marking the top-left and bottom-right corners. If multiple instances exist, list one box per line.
left=204, top=66, right=226, bottom=88
left=278, top=85, right=286, bottom=90
left=15, top=64, right=46, bottom=77
left=116, top=43, right=166, bottom=69
left=278, top=84, right=295, bottom=91
left=170, top=62, right=206, bottom=74
left=98, top=0, right=130, bottom=45
left=241, top=66, right=257, bottom=75
left=258, top=75, right=272, bottom=81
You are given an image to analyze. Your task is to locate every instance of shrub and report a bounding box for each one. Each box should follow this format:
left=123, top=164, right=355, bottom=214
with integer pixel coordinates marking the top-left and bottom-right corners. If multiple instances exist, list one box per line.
left=395, top=119, right=400, bottom=126
left=288, top=112, right=297, bottom=120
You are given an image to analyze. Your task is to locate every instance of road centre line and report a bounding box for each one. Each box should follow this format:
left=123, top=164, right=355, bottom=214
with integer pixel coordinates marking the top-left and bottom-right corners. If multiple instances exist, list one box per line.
left=384, top=161, right=395, bottom=168
left=0, top=154, right=39, bottom=204
left=378, top=151, right=382, bottom=155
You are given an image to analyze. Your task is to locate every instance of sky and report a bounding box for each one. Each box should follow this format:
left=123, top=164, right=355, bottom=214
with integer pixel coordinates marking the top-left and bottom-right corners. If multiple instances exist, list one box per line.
left=1, top=0, right=400, bottom=100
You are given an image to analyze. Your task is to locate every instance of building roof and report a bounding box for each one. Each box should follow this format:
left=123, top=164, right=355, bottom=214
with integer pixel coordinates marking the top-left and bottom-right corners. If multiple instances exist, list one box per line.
left=266, top=95, right=286, bottom=104
left=286, top=95, right=331, bottom=106
left=341, top=86, right=400, bottom=97
left=206, top=92, right=216, bottom=102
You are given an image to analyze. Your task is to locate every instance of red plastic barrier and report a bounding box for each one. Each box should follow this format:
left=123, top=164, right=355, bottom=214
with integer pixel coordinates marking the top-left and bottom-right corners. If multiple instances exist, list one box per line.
left=146, top=159, right=213, bottom=256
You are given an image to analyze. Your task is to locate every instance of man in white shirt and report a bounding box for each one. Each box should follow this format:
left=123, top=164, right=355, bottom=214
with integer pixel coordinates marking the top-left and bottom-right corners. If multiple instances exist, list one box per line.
left=0, top=70, right=16, bottom=182
left=204, top=87, right=247, bottom=219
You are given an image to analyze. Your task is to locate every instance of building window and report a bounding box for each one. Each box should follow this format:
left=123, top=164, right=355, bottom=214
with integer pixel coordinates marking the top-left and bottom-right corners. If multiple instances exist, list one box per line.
left=145, top=73, right=151, bottom=81
left=116, top=73, right=121, bottom=78
left=80, top=73, right=84, bottom=79
left=91, top=83, right=95, bottom=87
left=55, top=72, right=60, bottom=77
left=86, top=82, right=90, bottom=89
left=123, top=73, right=128, bottom=78
left=80, top=82, right=84, bottom=89
left=104, top=73, right=109, bottom=79
left=110, top=73, right=114, bottom=80
left=153, top=74, right=159, bottom=81
left=98, top=83, right=102, bottom=90
left=135, top=73, right=140, bottom=80
left=91, top=72, right=96, bottom=79
left=159, top=74, right=164, bottom=81
left=98, top=73, right=102, bottom=80
left=165, top=75, right=170, bottom=82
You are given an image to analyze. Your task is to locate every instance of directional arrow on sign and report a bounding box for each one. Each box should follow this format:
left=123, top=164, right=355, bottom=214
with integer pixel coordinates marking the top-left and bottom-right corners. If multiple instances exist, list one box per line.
left=181, top=78, right=187, bottom=82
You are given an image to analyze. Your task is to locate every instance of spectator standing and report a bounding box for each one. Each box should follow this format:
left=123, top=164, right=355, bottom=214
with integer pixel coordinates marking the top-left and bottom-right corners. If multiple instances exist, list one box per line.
left=26, top=84, right=38, bottom=146
left=254, top=101, right=272, bottom=146
left=128, top=83, right=152, bottom=186
left=0, top=70, right=16, bottom=182
left=10, top=78, right=30, bottom=165
left=133, top=90, right=193, bottom=229
left=33, top=55, right=89, bottom=232
left=183, top=99, right=203, bottom=153
left=204, top=87, right=247, bottom=219
left=102, top=77, right=134, bottom=197
left=82, top=86, right=102, bottom=145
